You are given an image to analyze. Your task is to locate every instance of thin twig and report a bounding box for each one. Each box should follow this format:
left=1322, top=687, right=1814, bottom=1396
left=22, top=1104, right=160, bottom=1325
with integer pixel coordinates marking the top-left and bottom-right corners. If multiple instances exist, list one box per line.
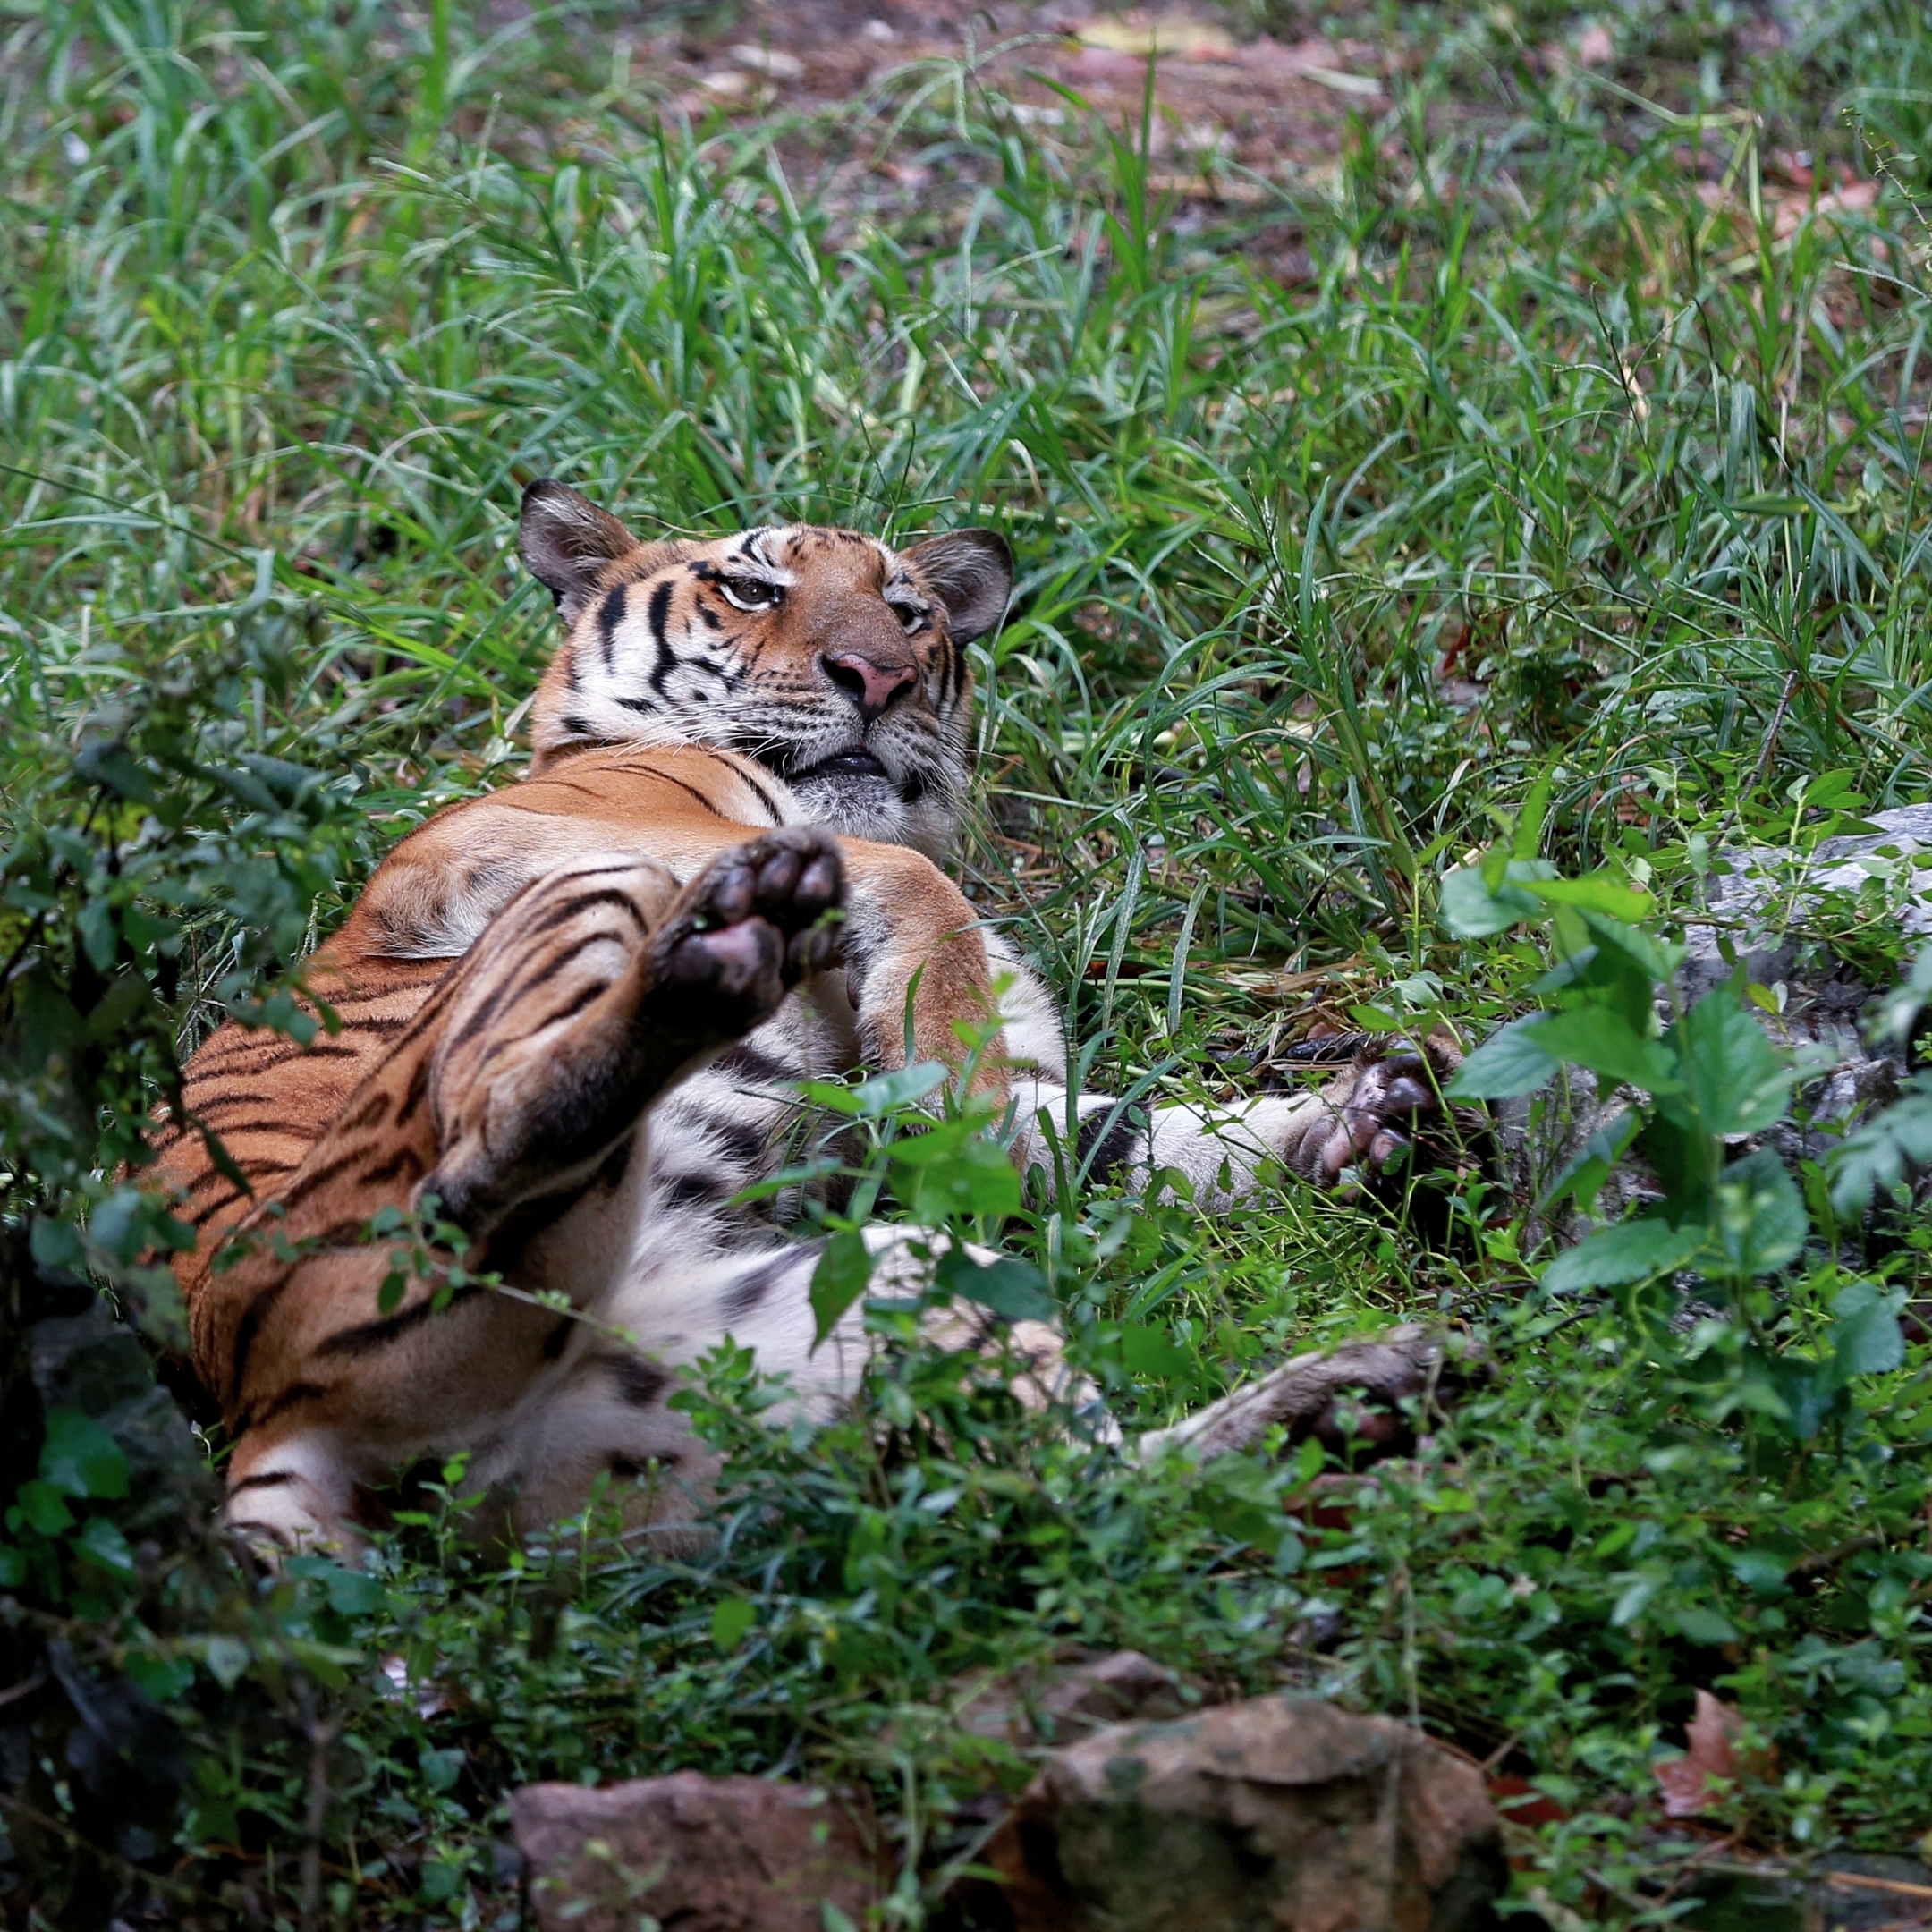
left=294, top=1681, right=340, bottom=1932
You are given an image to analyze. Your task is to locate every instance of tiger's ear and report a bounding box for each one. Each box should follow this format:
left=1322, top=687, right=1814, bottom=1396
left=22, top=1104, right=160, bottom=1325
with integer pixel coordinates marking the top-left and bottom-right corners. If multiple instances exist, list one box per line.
left=903, top=528, right=1013, bottom=646
left=519, top=479, right=643, bottom=624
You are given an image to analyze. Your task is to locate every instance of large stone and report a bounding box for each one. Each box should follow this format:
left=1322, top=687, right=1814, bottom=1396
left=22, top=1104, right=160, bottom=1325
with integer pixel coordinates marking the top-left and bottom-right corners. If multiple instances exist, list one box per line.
left=510, top=1772, right=882, bottom=1932
left=983, top=1694, right=1503, bottom=1932
left=953, top=1649, right=1191, bottom=1750
left=1497, top=808, right=1932, bottom=1245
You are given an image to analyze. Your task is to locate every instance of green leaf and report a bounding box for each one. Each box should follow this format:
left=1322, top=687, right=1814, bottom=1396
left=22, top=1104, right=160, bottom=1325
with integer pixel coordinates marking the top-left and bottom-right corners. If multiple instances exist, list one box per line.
left=935, top=1247, right=1055, bottom=1323
left=1445, top=1016, right=1562, bottom=1098
left=1674, top=1606, right=1740, bottom=1646
left=1875, top=945, right=1932, bottom=1045
left=1440, top=859, right=1553, bottom=937
left=40, top=1409, right=131, bottom=1501
left=1537, top=1112, right=1641, bottom=1217
left=71, top=1515, right=136, bottom=1575
left=711, top=1597, right=757, bottom=1651
left=809, top=1228, right=874, bottom=1347
left=1521, top=872, right=1654, bottom=921
left=1708, top=1148, right=1807, bottom=1280
left=1828, top=1072, right=1932, bottom=1215
left=16, top=1480, right=75, bottom=1537
left=893, top=1124, right=1022, bottom=1222
left=1541, top=1218, right=1707, bottom=1293
left=201, top=1635, right=251, bottom=1690
left=1827, top=1280, right=1907, bottom=1384
left=0, top=1545, right=26, bottom=1587
left=1668, top=991, right=1792, bottom=1136
left=74, top=739, right=157, bottom=803
left=1531, top=1006, right=1680, bottom=1093
left=1119, top=1320, right=1193, bottom=1381
left=801, top=1061, right=948, bottom=1119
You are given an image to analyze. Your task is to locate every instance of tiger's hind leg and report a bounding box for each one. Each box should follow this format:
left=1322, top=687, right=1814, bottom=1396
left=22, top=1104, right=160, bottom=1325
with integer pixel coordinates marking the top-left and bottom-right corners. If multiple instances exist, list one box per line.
left=214, top=829, right=844, bottom=1556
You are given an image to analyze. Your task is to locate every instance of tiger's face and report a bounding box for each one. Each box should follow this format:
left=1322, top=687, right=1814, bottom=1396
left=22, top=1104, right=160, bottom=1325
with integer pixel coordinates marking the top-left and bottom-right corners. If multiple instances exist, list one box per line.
left=518, top=482, right=1013, bottom=859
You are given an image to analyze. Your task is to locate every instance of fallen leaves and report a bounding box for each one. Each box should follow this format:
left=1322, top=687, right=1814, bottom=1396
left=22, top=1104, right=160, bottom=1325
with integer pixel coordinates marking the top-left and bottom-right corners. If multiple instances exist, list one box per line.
left=1654, top=1690, right=1776, bottom=1818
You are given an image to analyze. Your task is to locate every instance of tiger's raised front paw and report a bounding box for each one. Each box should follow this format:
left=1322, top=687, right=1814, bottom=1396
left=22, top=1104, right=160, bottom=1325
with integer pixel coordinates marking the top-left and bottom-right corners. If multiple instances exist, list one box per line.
left=654, top=826, right=845, bottom=1036
left=1285, top=1030, right=1464, bottom=1191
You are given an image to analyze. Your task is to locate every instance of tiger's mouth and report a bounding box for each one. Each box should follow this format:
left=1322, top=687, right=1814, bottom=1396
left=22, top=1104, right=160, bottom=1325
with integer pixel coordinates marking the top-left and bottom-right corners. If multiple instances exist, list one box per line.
left=784, top=749, right=890, bottom=784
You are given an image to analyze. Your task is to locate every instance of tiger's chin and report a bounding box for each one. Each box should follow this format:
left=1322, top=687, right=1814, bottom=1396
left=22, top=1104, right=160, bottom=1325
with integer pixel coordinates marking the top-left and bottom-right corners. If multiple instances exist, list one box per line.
left=788, top=764, right=957, bottom=860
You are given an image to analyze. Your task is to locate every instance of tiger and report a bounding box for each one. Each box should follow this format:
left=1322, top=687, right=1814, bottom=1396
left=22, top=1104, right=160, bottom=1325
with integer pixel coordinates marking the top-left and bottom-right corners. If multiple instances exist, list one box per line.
left=150, top=480, right=1455, bottom=1554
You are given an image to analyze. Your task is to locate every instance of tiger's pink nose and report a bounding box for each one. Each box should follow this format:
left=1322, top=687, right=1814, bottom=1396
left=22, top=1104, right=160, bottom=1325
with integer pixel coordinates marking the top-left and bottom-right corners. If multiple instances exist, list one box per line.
left=822, top=650, right=918, bottom=721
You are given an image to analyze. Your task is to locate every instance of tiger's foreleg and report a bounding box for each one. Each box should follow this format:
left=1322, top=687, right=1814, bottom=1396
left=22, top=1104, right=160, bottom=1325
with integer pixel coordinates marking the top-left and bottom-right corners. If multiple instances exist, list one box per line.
left=1012, top=1034, right=1465, bottom=1208
left=214, top=830, right=844, bottom=1555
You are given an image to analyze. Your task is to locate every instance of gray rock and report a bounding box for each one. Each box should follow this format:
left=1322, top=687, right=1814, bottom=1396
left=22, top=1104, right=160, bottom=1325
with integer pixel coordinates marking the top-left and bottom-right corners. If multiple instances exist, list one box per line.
left=1497, top=808, right=1932, bottom=1241
left=509, top=1772, right=881, bottom=1932
left=952, top=1649, right=1191, bottom=1750
left=982, top=1693, right=1503, bottom=1932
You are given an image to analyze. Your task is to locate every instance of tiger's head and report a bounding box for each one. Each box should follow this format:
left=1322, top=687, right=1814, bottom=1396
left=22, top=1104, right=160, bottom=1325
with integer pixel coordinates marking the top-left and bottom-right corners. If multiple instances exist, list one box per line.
left=517, top=481, right=1012, bottom=860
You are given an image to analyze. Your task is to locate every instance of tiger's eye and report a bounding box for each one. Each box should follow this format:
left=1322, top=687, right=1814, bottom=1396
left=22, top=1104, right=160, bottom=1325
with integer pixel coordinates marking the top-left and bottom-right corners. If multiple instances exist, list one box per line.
left=720, top=577, right=780, bottom=613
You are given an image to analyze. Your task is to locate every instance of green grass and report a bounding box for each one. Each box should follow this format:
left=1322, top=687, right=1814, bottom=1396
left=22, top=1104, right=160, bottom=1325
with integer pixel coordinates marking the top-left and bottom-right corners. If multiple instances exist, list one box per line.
left=5, top=0, right=1932, bottom=1925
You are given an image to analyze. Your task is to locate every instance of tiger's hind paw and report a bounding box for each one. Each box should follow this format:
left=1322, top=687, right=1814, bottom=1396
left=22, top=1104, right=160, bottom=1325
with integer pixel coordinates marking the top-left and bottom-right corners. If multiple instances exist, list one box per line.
left=652, top=827, right=845, bottom=1038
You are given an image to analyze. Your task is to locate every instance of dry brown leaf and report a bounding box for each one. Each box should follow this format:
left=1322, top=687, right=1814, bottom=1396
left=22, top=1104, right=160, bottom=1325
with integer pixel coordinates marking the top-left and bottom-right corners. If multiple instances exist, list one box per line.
left=1654, top=1690, right=1775, bottom=1818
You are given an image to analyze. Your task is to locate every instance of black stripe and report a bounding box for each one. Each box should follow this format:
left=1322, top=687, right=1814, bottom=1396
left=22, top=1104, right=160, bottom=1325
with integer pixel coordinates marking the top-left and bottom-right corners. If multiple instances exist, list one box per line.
left=648, top=578, right=673, bottom=649
left=715, top=1042, right=796, bottom=1086
left=641, top=769, right=731, bottom=819
left=721, top=1245, right=812, bottom=1324
left=657, top=1174, right=728, bottom=1212
left=597, top=582, right=627, bottom=671
left=709, top=1114, right=770, bottom=1168
left=439, top=895, right=645, bottom=1058
left=248, top=1380, right=331, bottom=1428
left=395, top=1055, right=432, bottom=1126
left=228, top=1470, right=296, bottom=1494
left=315, top=1281, right=483, bottom=1359
left=228, top=1278, right=292, bottom=1407
left=1076, top=1105, right=1145, bottom=1181
left=604, top=1354, right=669, bottom=1408
left=732, top=760, right=786, bottom=826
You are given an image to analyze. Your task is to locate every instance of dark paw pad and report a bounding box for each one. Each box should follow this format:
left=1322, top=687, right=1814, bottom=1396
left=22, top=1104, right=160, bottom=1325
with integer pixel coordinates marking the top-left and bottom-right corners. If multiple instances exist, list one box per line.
left=1305, top=1037, right=1463, bottom=1191
left=659, top=829, right=846, bottom=1021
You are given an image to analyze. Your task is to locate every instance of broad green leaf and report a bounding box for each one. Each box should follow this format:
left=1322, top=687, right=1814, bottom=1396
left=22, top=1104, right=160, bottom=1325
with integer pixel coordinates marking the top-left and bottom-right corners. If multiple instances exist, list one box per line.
left=1440, top=859, right=1553, bottom=938
left=1119, top=1321, right=1193, bottom=1380
left=1828, top=1072, right=1932, bottom=1214
left=893, top=1124, right=1022, bottom=1222
left=1875, top=945, right=1932, bottom=1045
left=809, top=1229, right=874, bottom=1348
left=1575, top=910, right=1683, bottom=983
left=847, top=1061, right=950, bottom=1118
left=1536, top=1111, right=1641, bottom=1216
left=1534, top=942, right=1660, bottom=1038
left=1531, top=1007, right=1681, bottom=1094
left=1668, top=991, right=1792, bottom=1137
left=1445, top=1017, right=1561, bottom=1098
left=1541, top=1218, right=1707, bottom=1293
left=74, top=739, right=157, bottom=803
left=711, top=1597, right=757, bottom=1652
left=935, top=1247, right=1055, bottom=1322
left=71, top=1515, right=136, bottom=1575
left=15, top=1479, right=75, bottom=1536
left=1707, top=1149, right=1807, bottom=1280
left=40, top=1408, right=131, bottom=1501
left=1828, top=1280, right=1907, bottom=1384
left=1521, top=872, right=1654, bottom=921
left=1674, top=1606, right=1740, bottom=1646
left=202, top=1635, right=251, bottom=1690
